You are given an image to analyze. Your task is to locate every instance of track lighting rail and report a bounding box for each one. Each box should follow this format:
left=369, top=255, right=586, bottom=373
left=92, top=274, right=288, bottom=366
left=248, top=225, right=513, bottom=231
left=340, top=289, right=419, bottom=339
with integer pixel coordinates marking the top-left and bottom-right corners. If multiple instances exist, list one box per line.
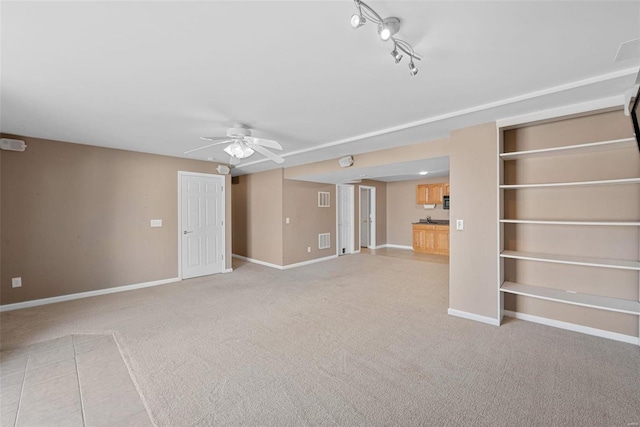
left=350, top=0, right=422, bottom=75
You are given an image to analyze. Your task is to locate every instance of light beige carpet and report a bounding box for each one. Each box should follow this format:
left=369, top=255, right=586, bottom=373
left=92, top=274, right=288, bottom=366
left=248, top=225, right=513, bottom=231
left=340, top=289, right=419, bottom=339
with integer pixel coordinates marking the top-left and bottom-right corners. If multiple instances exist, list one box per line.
left=1, top=255, right=639, bottom=426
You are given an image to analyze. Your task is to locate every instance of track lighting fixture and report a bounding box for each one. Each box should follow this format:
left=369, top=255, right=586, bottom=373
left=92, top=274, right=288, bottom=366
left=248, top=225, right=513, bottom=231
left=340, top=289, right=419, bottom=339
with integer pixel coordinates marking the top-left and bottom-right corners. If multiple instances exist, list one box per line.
left=391, top=47, right=403, bottom=64
left=350, top=13, right=365, bottom=28
left=350, top=0, right=366, bottom=28
left=378, top=17, right=400, bottom=41
left=349, top=0, right=421, bottom=75
left=408, top=60, right=418, bottom=76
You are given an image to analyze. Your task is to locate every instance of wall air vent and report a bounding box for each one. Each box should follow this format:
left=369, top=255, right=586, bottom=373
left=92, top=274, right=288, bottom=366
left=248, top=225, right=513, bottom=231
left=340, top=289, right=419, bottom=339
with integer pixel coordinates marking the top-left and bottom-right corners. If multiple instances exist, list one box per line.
left=318, top=233, right=331, bottom=250
left=318, top=192, right=331, bottom=207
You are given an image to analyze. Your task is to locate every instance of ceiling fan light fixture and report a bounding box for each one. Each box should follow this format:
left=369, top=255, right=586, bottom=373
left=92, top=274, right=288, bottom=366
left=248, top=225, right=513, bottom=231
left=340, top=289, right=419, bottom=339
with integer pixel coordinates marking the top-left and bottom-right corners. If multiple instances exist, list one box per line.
left=350, top=13, right=365, bottom=28
left=224, top=141, right=255, bottom=159
left=378, top=17, right=400, bottom=41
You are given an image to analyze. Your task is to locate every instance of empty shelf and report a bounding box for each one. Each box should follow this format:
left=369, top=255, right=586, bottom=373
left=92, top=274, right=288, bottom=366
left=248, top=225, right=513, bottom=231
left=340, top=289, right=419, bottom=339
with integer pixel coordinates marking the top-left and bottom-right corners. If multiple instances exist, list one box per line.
left=500, top=250, right=640, bottom=271
left=499, top=219, right=640, bottom=226
left=500, top=177, right=640, bottom=189
left=500, top=282, right=640, bottom=315
left=500, top=138, right=636, bottom=160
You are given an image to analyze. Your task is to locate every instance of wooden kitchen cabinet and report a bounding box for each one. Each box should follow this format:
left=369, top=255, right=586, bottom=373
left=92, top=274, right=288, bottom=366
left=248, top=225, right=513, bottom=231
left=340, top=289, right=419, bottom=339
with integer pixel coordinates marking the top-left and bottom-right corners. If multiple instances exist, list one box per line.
left=443, top=183, right=450, bottom=196
left=434, top=226, right=449, bottom=253
left=412, top=224, right=449, bottom=255
left=416, top=184, right=446, bottom=204
left=416, top=185, right=429, bottom=204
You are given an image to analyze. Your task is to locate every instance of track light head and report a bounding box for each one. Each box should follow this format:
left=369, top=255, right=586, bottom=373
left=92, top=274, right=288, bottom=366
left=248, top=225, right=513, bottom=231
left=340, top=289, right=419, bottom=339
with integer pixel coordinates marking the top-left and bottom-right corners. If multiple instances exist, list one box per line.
left=350, top=13, right=365, bottom=28
left=391, top=49, right=403, bottom=64
left=378, top=17, right=400, bottom=41
left=408, top=60, right=418, bottom=76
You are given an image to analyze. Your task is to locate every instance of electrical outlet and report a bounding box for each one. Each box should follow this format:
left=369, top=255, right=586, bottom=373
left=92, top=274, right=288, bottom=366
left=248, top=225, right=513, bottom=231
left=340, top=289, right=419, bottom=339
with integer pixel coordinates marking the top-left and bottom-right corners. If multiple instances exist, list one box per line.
left=286, top=217, right=290, bottom=224
left=456, top=219, right=464, bottom=230
left=150, top=219, right=162, bottom=227
left=307, top=247, right=311, bottom=253
left=12, top=277, right=22, bottom=288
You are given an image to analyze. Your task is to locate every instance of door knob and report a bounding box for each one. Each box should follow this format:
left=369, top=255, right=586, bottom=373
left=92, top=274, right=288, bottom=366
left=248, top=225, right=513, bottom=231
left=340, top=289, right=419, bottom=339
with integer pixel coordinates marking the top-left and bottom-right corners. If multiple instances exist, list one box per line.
left=183, top=230, right=193, bottom=235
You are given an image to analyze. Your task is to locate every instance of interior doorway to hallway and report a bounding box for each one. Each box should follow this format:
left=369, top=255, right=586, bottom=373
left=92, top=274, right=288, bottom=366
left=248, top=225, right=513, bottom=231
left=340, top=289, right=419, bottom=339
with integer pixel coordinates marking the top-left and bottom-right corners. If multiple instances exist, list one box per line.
left=359, top=186, right=376, bottom=249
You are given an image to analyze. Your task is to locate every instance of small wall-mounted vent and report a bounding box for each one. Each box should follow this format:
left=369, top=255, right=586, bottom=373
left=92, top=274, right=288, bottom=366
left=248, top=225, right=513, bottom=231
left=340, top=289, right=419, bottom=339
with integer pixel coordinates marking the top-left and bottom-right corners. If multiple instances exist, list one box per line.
left=318, top=233, right=331, bottom=249
left=318, top=192, right=331, bottom=207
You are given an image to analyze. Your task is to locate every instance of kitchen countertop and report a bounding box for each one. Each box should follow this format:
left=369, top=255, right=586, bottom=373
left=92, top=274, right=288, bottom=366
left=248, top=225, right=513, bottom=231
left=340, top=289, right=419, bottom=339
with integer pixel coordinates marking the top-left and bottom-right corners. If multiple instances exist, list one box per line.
left=413, top=220, right=450, bottom=225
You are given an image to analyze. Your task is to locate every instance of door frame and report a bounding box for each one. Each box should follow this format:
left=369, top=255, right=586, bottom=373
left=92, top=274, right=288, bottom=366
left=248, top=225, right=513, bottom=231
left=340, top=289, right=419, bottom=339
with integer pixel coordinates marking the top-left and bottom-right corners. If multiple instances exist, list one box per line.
left=336, top=184, right=355, bottom=256
left=359, top=185, right=376, bottom=249
left=177, top=171, right=226, bottom=280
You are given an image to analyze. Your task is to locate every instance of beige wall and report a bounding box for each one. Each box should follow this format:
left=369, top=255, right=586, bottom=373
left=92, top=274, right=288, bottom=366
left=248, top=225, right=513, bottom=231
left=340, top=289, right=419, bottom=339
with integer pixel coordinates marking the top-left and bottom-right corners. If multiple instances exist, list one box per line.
left=387, top=177, right=450, bottom=247
left=232, top=171, right=339, bottom=266
left=448, top=122, right=499, bottom=320
left=502, top=110, right=639, bottom=337
left=231, top=169, right=284, bottom=266
left=283, top=179, right=336, bottom=265
left=284, top=137, right=450, bottom=180
left=1, top=135, right=232, bottom=306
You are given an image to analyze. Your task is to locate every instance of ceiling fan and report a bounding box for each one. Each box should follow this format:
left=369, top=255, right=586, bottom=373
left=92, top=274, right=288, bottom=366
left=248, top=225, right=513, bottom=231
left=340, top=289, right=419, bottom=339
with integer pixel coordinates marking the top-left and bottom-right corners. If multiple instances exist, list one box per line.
left=185, top=125, right=284, bottom=165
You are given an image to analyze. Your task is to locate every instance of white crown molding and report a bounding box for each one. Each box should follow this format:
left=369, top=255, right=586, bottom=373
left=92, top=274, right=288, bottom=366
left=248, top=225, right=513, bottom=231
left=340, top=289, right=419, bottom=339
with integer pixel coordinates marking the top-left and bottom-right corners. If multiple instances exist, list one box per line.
left=496, top=95, right=625, bottom=128
left=239, top=67, right=639, bottom=168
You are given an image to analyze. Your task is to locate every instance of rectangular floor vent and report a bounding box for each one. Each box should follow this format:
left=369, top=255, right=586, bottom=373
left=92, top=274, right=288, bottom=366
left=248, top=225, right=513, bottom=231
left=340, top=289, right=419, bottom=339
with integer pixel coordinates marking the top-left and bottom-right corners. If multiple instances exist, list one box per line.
left=318, top=233, right=331, bottom=250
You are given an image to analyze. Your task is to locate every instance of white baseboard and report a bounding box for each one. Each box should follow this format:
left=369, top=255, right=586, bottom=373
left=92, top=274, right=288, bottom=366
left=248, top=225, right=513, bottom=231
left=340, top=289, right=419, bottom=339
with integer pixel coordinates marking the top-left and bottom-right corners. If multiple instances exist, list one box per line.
left=385, top=244, right=414, bottom=250
left=504, top=310, right=639, bottom=346
left=370, top=244, right=387, bottom=249
left=448, top=308, right=500, bottom=326
left=353, top=250, right=361, bottom=254
left=283, top=255, right=338, bottom=270
left=232, top=254, right=338, bottom=270
left=0, top=277, right=181, bottom=312
left=224, top=268, right=233, bottom=273
left=232, top=254, right=283, bottom=269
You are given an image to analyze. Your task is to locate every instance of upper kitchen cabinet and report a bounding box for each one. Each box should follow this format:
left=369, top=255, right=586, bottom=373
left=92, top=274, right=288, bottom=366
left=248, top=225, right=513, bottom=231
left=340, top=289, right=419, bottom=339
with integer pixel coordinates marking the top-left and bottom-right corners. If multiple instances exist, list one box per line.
left=416, top=183, right=448, bottom=204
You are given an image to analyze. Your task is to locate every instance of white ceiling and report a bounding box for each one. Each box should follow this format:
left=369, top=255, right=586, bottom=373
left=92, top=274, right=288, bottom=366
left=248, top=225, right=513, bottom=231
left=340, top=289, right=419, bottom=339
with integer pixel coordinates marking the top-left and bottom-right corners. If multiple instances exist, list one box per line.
left=293, top=157, right=450, bottom=185
left=2, top=1, right=639, bottom=182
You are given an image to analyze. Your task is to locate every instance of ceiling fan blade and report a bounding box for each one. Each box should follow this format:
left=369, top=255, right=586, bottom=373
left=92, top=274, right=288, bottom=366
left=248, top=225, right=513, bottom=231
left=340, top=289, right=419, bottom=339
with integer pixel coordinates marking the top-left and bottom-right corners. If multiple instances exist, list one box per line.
left=200, top=136, right=230, bottom=142
left=251, top=144, right=285, bottom=164
left=245, top=136, right=282, bottom=150
left=184, top=139, right=232, bottom=154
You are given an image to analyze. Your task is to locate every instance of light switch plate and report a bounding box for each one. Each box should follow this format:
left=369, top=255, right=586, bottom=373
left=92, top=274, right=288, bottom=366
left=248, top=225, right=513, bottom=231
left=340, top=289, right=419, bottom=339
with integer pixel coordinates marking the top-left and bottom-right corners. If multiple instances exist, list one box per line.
left=150, top=219, right=162, bottom=227
left=12, top=277, right=22, bottom=288
left=456, top=219, right=464, bottom=230
left=286, top=217, right=290, bottom=224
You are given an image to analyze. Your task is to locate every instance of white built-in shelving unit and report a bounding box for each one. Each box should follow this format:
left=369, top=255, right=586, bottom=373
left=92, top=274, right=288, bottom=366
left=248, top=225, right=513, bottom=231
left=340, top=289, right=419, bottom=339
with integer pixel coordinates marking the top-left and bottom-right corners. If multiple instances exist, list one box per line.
left=498, top=116, right=640, bottom=345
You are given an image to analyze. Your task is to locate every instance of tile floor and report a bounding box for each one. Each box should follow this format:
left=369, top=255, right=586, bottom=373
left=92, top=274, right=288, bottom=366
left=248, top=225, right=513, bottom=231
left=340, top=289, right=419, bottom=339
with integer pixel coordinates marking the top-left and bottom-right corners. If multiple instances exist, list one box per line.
left=0, top=334, right=152, bottom=427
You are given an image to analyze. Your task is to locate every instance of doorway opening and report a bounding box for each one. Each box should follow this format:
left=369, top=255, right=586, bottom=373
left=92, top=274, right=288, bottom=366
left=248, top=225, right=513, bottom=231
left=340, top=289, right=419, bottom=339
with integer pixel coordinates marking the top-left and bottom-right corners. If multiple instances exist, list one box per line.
left=359, top=186, right=376, bottom=249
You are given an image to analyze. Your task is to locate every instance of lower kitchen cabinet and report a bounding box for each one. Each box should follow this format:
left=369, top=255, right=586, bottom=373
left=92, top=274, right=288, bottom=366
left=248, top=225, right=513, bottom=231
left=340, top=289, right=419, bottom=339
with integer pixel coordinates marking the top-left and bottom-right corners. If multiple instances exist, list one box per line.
left=412, top=224, right=449, bottom=255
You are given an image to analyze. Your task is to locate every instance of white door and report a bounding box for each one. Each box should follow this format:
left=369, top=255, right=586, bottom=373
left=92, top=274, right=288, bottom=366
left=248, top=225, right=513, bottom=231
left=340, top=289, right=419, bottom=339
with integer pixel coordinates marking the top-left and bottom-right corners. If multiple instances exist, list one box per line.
left=337, top=185, right=354, bottom=255
left=360, top=187, right=369, bottom=247
left=360, top=186, right=376, bottom=249
left=180, top=172, right=225, bottom=279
